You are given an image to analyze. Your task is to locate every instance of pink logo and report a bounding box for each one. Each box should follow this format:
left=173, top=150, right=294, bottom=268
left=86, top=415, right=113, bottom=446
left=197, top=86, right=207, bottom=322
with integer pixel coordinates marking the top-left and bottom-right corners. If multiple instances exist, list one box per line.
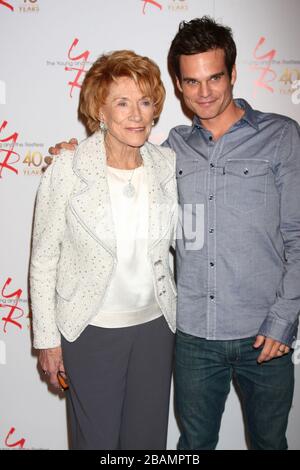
left=0, top=121, right=20, bottom=178
left=0, top=278, right=24, bottom=333
left=142, top=0, right=163, bottom=14
left=0, top=0, right=14, bottom=11
left=252, top=37, right=277, bottom=97
left=65, top=38, right=90, bottom=98
left=5, top=427, right=26, bottom=449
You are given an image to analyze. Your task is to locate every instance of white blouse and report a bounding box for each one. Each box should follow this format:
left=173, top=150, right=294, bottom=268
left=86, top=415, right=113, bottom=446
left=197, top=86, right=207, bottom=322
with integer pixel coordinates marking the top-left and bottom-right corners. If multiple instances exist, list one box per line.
left=89, top=164, right=162, bottom=328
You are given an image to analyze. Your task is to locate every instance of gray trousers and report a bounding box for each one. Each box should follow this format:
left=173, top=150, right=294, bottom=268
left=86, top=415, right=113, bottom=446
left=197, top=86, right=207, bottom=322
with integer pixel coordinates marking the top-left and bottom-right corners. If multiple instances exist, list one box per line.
left=61, top=315, right=175, bottom=450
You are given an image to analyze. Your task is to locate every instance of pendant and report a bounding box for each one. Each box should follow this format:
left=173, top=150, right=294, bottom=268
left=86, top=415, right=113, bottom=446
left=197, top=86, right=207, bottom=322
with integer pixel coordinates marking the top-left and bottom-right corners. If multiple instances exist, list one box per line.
left=123, top=182, right=135, bottom=198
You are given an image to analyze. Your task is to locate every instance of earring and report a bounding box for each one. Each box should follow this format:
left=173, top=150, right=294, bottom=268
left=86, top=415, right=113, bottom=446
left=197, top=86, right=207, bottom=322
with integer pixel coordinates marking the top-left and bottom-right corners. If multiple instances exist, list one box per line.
left=152, top=120, right=155, bottom=127
left=99, top=120, right=107, bottom=132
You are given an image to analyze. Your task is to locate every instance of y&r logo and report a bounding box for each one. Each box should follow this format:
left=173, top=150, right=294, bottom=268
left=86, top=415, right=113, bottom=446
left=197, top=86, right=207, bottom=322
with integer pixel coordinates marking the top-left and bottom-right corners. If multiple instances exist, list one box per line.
left=65, top=38, right=90, bottom=98
left=141, top=0, right=162, bottom=14
left=0, top=0, right=14, bottom=11
left=0, top=121, right=19, bottom=178
left=251, top=37, right=277, bottom=97
left=291, top=80, right=300, bottom=104
left=141, top=0, right=188, bottom=14
left=4, top=427, right=26, bottom=449
left=0, top=277, right=25, bottom=333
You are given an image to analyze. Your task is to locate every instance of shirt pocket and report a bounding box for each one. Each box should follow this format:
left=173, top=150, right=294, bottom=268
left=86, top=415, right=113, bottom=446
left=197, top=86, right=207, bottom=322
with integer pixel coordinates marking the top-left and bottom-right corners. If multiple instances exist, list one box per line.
left=224, top=159, right=270, bottom=213
left=176, top=160, right=206, bottom=203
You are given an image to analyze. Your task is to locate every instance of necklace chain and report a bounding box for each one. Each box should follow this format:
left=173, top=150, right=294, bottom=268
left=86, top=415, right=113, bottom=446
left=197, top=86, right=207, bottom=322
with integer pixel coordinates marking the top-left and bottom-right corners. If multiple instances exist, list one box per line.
left=105, top=141, right=142, bottom=198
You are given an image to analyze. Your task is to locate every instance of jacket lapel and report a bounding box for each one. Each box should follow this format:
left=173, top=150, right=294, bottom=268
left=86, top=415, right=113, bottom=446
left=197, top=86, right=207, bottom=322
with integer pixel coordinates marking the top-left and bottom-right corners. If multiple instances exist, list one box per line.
left=69, top=133, right=174, bottom=257
left=141, top=143, right=175, bottom=252
left=70, top=131, right=117, bottom=257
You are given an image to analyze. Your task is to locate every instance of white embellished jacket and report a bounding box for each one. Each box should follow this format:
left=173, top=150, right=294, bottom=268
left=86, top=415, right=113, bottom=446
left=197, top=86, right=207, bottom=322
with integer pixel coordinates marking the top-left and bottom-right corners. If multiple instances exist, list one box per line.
left=30, top=131, right=177, bottom=348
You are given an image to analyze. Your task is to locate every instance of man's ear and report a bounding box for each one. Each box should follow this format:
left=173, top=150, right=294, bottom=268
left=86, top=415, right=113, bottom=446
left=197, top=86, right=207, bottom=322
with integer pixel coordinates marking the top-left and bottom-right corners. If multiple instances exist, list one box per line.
left=231, top=64, right=237, bottom=86
left=176, top=76, right=183, bottom=93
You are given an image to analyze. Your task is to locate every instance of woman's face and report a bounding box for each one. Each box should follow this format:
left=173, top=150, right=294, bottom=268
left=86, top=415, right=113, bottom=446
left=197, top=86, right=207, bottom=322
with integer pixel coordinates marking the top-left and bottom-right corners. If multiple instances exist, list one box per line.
left=100, top=76, right=156, bottom=149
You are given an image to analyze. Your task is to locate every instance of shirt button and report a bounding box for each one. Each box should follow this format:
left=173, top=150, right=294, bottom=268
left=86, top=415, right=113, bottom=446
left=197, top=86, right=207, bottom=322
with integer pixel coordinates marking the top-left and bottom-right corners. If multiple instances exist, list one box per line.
left=209, top=228, right=214, bottom=234
left=210, top=163, right=215, bottom=168
left=210, top=295, right=215, bottom=300
left=210, top=262, right=215, bottom=267
left=209, top=136, right=213, bottom=141
left=178, top=169, right=183, bottom=175
left=209, top=195, right=214, bottom=201
left=244, top=168, right=249, bottom=175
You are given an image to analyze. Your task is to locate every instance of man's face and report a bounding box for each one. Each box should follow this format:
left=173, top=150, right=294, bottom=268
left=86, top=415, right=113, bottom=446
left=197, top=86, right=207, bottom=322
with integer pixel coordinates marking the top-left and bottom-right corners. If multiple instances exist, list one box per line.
left=176, top=49, right=236, bottom=122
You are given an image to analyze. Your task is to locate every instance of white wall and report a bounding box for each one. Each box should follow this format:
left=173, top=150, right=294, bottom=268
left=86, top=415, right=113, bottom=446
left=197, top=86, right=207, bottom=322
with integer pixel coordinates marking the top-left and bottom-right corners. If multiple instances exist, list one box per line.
left=0, top=0, right=299, bottom=450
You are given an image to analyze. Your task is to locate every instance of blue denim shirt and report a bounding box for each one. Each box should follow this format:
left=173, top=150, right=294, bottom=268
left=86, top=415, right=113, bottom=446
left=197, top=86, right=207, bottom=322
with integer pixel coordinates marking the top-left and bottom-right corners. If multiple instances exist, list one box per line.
left=164, top=99, right=300, bottom=346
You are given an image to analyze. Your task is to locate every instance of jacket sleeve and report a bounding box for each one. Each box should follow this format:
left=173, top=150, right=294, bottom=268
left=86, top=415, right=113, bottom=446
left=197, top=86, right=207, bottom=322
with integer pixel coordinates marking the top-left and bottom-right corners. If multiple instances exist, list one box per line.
left=258, top=120, right=300, bottom=346
left=30, top=151, right=74, bottom=349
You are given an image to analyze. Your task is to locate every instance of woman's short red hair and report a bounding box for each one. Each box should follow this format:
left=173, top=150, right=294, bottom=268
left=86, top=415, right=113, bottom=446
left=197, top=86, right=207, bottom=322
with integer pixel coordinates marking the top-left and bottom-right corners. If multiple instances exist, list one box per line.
left=79, top=50, right=166, bottom=134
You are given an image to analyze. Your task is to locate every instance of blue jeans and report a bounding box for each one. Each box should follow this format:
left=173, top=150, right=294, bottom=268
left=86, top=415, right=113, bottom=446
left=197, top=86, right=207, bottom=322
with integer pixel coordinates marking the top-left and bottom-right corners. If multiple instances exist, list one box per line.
left=175, top=331, right=294, bottom=450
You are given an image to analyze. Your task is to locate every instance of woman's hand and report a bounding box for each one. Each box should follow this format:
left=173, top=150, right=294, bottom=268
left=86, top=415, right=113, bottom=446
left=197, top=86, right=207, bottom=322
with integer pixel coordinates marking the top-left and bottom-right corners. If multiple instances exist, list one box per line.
left=39, top=346, right=66, bottom=390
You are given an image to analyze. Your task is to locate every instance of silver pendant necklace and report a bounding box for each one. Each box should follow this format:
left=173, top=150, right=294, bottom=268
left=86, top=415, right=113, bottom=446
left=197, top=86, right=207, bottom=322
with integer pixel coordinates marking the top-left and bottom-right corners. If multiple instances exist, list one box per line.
left=105, top=142, right=141, bottom=198
left=123, top=168, right=136, bottom=198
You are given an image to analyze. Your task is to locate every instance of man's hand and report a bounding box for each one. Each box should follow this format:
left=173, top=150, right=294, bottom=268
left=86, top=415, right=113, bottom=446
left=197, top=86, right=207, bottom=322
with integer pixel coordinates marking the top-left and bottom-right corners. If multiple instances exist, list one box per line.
left=39, top=346, right=66, bottom=390
left=253, top=335, right=290, bottom=363
left=43, top=138, right=78, bottom=167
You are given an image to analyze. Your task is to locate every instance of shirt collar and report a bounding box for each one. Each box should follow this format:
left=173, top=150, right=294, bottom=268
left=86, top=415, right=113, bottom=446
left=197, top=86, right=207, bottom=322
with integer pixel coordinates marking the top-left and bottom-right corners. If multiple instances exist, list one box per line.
left=192, top=98, right=259, bottom=133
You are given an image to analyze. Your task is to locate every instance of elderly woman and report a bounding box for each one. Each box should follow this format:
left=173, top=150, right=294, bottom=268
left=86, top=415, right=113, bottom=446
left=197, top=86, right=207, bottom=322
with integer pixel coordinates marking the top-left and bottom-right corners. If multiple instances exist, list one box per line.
left=30, top=50, right=177, bottom=450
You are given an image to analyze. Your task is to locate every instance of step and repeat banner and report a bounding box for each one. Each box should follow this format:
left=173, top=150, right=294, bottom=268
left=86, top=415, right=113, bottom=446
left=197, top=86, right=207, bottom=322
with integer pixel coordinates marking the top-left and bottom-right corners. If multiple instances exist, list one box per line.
left=1, top=0, right=300, bottom=450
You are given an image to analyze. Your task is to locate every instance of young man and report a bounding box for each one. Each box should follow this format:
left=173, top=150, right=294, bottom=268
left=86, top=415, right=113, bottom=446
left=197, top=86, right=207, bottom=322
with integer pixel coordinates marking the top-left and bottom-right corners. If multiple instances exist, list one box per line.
left=165, top=16, right=300, bottom=450
left=47, top=17, right=300, bottom=450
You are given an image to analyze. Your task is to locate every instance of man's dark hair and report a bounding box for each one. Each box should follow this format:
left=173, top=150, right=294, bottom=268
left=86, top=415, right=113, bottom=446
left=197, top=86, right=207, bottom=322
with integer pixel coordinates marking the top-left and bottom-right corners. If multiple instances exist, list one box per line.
left=168, top=16, right=237, bottom=80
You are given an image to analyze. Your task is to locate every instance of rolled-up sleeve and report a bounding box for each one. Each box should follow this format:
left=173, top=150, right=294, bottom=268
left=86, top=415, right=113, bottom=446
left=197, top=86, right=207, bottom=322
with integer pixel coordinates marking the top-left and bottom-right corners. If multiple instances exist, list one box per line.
left=258, top=120, right=300, bottom=346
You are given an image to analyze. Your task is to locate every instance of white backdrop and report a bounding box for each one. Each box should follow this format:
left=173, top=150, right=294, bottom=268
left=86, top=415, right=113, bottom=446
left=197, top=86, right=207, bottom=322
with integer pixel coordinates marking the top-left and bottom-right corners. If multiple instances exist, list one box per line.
left=0, top=0, right=299, bottom=450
